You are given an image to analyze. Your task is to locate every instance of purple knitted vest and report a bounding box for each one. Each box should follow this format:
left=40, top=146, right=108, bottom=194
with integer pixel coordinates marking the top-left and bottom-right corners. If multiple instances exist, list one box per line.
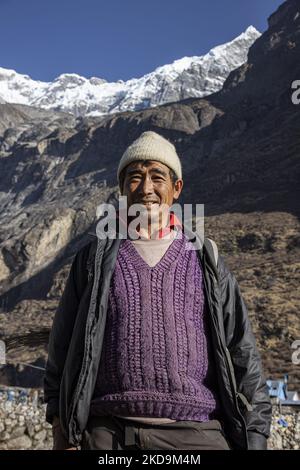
left=90, top=230, right=219, bottom=421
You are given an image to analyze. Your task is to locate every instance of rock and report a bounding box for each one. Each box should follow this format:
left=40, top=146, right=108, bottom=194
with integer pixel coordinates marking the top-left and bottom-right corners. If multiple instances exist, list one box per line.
left=10, top=426, right=26, bottom=439
left=6, top=435, right=32, bottom=450
left=33, top=429, right=46, bottom=442
left=26, top=422, right=35, bottom=438
left=0, top=251, right=10, bottom=281
left=0, top=431, right=10, bottom=442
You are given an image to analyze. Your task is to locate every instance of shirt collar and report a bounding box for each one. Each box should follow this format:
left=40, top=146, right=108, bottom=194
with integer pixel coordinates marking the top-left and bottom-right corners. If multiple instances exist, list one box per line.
left=116, top=209, right=182, bottom=240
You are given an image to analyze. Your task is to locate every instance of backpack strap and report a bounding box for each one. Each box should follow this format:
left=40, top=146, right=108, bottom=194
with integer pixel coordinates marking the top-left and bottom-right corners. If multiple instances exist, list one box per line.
left=206, top=237, right=219, bottom=267
left=204, top=237, right=219, bottom=281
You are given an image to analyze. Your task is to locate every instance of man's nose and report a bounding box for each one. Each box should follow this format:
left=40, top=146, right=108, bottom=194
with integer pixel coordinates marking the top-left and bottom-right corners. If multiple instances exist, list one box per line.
left=140, top=175, right=154, bottom=194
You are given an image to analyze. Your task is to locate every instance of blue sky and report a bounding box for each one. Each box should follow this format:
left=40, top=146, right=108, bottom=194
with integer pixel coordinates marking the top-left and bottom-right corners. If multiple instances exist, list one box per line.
left=0, top=0, right=284, bottom=82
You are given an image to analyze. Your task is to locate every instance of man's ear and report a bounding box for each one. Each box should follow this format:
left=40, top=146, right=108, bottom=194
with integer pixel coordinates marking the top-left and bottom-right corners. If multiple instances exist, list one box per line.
left=173, top=179, right=183, bottom=200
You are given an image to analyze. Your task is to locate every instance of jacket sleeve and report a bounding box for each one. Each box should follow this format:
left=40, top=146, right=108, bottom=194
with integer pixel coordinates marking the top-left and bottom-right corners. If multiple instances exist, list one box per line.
left=43, top=244, right=90, bottom=425
left=219, top=256, right=272, bottom=450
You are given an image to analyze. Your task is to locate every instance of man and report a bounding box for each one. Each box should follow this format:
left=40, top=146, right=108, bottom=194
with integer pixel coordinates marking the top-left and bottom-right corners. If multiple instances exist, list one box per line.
left=44, top=131, right=272, bottom=450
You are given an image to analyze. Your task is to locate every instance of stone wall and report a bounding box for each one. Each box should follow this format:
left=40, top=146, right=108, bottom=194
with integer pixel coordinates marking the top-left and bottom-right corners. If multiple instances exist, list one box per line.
left=0, top=387, right=299, bottom=450
left=268, top=405, right=300, bottom=450
left=0, top=388, right=52, bottom=450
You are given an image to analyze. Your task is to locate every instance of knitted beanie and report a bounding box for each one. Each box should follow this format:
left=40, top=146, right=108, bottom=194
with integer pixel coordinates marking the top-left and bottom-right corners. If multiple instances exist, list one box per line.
left=117, top=131, right=182, bottom=189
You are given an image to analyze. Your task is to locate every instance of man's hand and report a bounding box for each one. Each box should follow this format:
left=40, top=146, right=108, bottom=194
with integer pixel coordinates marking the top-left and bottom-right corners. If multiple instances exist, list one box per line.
left=52, top=416, right=77, bottom=450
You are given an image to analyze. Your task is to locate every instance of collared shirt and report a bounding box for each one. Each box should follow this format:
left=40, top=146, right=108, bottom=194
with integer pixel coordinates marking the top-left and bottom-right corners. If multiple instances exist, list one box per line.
left=117, top=209, right=182, bottom=240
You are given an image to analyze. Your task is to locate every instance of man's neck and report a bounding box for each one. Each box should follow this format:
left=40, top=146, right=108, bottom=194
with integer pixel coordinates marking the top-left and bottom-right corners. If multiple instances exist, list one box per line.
left=117, top=207, right=181, bottom=240
left=128, top=210, right=171, bottom=240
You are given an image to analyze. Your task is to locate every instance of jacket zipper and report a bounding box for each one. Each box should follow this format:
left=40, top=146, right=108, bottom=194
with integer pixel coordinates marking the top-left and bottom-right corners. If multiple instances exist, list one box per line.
left=68, top=237, right=104, bottom=444
left=68, top=320, right=93, bottom=444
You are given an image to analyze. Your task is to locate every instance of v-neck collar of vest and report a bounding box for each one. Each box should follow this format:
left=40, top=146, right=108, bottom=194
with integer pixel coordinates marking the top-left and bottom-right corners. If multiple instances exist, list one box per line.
left=120, top=228, right=186, bottom=271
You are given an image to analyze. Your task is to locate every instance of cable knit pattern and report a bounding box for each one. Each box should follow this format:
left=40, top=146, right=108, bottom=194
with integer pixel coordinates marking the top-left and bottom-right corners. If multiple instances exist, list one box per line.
left=90, top=230, right=219, bottom=421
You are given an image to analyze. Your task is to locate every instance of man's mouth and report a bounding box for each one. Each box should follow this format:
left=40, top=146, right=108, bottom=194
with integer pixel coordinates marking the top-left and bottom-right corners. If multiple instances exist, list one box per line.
left=134, top=201, right=161, bottom=215
left=138, top=200, right=160, bottom=206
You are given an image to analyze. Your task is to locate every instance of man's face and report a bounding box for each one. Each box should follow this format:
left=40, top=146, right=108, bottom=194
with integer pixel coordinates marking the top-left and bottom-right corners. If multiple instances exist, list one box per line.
left=121, top=160, right=183, bottom=210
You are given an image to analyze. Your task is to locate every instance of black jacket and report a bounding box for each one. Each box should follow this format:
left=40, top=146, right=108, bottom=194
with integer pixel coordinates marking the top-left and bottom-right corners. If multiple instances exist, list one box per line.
left=43, top=227, right=272, bottom=450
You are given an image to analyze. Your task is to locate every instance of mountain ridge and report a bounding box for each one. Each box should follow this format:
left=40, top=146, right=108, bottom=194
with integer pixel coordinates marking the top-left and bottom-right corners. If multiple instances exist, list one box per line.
left=0, top=26, right=260, bottom=117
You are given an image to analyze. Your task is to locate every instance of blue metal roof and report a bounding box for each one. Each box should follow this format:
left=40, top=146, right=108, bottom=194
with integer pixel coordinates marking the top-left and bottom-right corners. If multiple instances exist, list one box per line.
left=266, top=380, right=287, bottom=400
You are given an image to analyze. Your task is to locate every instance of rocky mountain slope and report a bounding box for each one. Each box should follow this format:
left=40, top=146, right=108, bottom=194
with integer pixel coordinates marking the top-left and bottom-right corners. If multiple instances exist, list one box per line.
left=0, top=27, right=259, bottom=117
left=0, top=0, right=299, bottom=387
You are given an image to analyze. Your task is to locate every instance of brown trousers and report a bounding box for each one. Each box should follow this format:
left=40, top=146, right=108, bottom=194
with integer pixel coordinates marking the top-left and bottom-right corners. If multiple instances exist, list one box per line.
left=81, top=415, right=231, bottom=450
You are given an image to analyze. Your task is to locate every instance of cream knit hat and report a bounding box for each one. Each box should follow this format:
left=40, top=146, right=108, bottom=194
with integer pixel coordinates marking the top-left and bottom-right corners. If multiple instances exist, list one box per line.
left=117, top=131, right=182, bottom=189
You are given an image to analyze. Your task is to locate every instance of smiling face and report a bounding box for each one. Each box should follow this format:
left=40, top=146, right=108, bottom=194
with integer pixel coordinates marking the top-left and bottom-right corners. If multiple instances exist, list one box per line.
left=120, top=160, right=183, bottom=210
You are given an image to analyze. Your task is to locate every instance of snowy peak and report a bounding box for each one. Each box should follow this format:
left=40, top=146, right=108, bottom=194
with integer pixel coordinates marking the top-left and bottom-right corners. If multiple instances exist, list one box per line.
left=0, top=26, right=260, bottom=117
left=53, top=73, right=107, bottom=87
left=54, top=73, right=87, bottom=86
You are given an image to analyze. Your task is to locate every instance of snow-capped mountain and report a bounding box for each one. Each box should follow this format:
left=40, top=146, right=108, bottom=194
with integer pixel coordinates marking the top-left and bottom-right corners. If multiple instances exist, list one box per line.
left=0, top=26, right=260, bottom=117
